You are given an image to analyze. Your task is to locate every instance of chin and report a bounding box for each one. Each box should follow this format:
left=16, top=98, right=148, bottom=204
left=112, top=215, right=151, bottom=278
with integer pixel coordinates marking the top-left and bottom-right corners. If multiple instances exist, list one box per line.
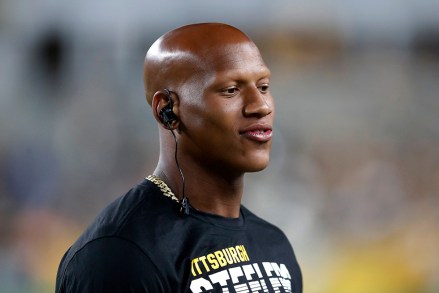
left=248, top=165, right=269, bottom=173
left=244, top=158, right=270, bottom=173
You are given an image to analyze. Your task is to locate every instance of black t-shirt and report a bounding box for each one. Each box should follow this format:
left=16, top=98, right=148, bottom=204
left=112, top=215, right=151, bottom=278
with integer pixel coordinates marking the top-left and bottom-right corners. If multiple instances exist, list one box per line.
left=56, top=179, right=302, bottom=292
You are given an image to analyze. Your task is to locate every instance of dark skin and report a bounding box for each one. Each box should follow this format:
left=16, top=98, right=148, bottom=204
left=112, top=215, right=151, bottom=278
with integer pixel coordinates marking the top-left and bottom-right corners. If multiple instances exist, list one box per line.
left=144, top=23, right=274, bottom=218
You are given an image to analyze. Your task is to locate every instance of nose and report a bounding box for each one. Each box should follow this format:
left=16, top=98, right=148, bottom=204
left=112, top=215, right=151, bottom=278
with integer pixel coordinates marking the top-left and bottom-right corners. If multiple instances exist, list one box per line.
left=243, top=87, right=273, bottom=118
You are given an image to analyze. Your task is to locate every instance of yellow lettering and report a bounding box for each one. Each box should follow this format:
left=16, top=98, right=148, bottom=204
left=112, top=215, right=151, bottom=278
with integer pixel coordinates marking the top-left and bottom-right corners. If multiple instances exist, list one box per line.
left=238, top=245, right=250, bottom=261
left=237, top=246, right=245, bottom=261
left=229, top=247, right=240, bottom=263
left=191, top=244, right=250, bottom=276
left=207, top=253, right=219, bottom=270
left=198, top=255, right=210, bottom=273
left=222, top=248, right=233, bottom=265
left=214, top=250, right=228, bottom=267
left=191, top=258, right=202, bottom=276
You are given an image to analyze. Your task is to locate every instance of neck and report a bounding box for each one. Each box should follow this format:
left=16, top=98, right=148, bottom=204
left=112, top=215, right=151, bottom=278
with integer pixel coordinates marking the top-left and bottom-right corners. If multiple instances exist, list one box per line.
left=154, top=157, right=244, bottom=218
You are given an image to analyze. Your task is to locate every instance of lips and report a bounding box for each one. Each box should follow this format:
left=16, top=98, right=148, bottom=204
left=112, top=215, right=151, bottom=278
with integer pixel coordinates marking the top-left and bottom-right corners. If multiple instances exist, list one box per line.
left=240, top=124, right=273, bottom=142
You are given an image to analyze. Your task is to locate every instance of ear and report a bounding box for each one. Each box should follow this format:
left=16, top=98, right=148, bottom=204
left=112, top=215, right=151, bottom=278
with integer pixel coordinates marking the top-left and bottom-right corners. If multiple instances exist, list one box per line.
left=152, top=90, right=179, bottom=130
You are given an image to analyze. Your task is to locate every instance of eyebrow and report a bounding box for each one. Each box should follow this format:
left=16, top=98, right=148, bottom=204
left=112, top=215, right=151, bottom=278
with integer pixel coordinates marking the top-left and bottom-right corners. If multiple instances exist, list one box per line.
left=216, top=67, right=271, bottom=82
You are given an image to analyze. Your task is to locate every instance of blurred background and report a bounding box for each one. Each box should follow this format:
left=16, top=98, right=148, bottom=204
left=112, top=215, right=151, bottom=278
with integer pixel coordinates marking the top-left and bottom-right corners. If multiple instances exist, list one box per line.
left=0, top=0, right=438, bottom=292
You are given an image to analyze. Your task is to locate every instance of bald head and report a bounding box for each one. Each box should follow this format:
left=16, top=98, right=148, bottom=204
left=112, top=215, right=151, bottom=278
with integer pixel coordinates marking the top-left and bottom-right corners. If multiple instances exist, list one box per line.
left=143, top=23, right=257, bottom=105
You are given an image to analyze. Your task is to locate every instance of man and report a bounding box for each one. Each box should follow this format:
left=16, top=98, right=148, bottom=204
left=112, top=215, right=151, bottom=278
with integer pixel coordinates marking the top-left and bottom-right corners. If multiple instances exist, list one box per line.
left=56, top=23, right=302, bottom=292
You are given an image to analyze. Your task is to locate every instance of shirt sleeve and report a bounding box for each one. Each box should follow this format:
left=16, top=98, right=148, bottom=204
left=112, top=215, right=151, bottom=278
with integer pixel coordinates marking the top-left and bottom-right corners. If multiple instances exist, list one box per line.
left=56, top=237, right=165, bottom=293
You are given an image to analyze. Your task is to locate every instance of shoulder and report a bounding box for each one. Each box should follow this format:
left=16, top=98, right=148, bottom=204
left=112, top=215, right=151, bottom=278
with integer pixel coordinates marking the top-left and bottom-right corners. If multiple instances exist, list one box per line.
left=67, top=180, right=163, bottom=249
left=241, top=205, right=300, bottom=268
left=56, top=180, right=177, bottom=292
left=56, top=236, right=165, bottom=292
left=241, top=205, right=290, bottom=241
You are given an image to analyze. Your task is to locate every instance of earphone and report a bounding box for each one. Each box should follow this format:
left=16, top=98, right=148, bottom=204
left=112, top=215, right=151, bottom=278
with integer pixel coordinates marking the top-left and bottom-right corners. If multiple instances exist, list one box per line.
left=159, top=89, right=177, bottom=129
left=159, top=89, right=190, bottom=215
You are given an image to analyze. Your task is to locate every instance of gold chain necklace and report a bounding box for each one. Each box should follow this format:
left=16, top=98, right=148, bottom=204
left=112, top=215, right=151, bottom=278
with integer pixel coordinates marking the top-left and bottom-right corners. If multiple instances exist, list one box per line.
left=146, top=175, right=179, bottom=203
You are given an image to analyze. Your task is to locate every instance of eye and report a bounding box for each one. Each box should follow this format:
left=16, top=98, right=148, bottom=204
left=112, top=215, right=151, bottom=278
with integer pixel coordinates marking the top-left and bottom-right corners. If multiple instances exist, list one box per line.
left=258, top=84, right=270, bottom=94
left=221, top=86, right=239, bottom=96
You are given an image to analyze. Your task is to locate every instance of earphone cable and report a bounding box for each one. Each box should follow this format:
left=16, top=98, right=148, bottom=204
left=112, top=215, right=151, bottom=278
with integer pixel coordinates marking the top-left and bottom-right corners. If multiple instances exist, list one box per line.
left=169, top=128, right=190, bottom=215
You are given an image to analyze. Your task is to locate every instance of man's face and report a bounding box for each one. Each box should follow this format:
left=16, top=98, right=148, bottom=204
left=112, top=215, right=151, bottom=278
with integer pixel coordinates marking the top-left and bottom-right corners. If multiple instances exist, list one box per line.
left=178, top=41, right=274, bottom=177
